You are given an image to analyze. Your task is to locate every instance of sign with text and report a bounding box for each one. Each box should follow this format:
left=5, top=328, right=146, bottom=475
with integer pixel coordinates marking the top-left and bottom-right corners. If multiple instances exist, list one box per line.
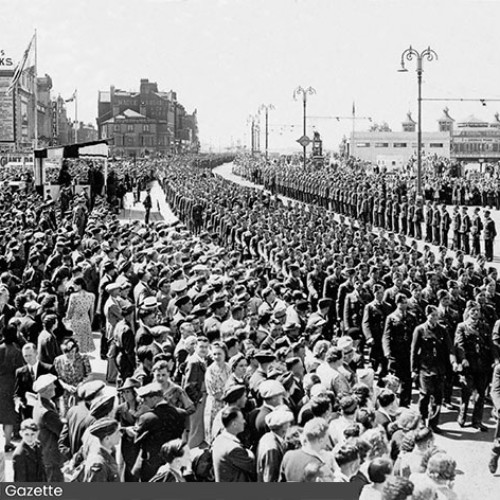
left=0, top=49, right=15, bottom=68
left=0, top=74, right=15, bottom=142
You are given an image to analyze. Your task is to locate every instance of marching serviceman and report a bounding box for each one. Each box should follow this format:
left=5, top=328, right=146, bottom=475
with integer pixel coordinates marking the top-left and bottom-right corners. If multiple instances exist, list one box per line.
left=483, top=210, right=497, bottom=262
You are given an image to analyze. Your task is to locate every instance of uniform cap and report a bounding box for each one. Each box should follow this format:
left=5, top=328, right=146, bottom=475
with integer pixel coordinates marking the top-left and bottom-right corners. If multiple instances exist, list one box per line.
left=222, top=384, right=246, bottom=403
left=318, top=298, right=333, bottom=309
left=139, top=297, right=159, bottom=310
left=88, top=418, right=119, bottom=440
left=25, top=301, right=41, bottom=312
left=253, top=349, right=276, bottom=363
left=175, top=295, right=192, bottom=308
left=78, top=380, right=106, bottom=401
left=90, top=391, right=116, bottom=418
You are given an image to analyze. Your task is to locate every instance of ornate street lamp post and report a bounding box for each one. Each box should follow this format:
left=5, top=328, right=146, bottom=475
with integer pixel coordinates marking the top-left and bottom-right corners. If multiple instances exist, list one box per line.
left=398, top=46, right=438, bottom=196
left=259, top=104, right=275, bottom=161
left=293, top=86, right=316, bottom=169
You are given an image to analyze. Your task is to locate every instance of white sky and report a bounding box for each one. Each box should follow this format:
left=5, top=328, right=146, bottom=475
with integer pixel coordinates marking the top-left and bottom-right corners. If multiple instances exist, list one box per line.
left=2, top=0, right=500, bottom=152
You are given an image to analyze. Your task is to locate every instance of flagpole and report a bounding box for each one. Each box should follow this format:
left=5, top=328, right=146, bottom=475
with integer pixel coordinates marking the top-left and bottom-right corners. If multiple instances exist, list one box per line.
left=74, top=90, right=78, bottom=143
left=33, top=29, right=38, bottom=151
left=352, top=101, right=355, bottom=159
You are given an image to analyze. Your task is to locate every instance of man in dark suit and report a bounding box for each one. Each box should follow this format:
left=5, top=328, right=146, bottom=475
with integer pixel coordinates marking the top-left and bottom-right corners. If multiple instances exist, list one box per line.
left=131, top=382, right=187, bottom=482
left=182, top=336, right=209, bottom=449
left=32, top=374, right=64, bottom=482
left=257, top=408, right=294, bottom=482
left=212, top=407, right=256, bottom=482
left=18, top=301, right=42, bottom=344
left=14, top=343, right=54, bottom=420
left=12, top=419, right=47, bottom=482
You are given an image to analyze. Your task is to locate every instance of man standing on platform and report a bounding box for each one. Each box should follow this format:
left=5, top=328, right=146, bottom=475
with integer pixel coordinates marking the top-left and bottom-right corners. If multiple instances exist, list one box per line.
left=484, top=210, right=497, bottom=262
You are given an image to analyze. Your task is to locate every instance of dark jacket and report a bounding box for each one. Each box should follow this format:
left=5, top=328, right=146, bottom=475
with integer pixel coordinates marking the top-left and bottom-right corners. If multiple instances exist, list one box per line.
left=12, top=441, right=47, bottom=482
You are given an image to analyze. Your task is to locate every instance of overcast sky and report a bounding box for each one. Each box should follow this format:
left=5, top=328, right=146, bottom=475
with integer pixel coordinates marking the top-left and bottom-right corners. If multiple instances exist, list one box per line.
left=2, top=0, right=500, bottom=152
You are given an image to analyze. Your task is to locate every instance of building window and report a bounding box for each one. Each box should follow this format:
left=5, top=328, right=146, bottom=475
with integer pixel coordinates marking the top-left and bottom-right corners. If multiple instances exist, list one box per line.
left=143, top=124, right=150, bottom=132
left=375, top=143, right=389, bottom=148
left=429, top=143, right=444, bottom=148
left=356, top=142, right=370, bottom=147
left=393, top=143, right=407, bottom=148
left=127, top=124, right=134, bottom=132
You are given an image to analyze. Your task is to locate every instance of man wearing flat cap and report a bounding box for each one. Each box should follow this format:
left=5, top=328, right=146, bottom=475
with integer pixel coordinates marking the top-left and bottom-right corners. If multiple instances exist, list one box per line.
left=83, top=419, right=121, bottom=482
left=257, top=408, right=294, bottom=482
left=32, top=374, right=64, bottom=481
left=249, top=380, right=287, bottom=444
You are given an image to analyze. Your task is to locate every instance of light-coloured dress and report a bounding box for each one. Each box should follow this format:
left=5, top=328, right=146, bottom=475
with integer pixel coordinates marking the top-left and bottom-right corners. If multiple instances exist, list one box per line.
left=65, top=291, right=95, bottom=353
left=54, top=353, right=91, bottom=416
left=204, top=361, right=230, bottom=444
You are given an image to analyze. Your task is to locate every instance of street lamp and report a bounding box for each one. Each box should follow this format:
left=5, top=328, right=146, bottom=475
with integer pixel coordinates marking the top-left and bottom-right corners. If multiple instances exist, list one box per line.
left=398, top=46, right=438, bottom=197
left=259, top=104, right=275, bottom=161
left=247, top=114, right=258, bottom=156
left=293, top=86, right=316, bottom=169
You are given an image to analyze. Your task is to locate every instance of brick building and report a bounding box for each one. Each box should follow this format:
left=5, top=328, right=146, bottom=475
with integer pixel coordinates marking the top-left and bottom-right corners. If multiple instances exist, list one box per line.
left=97, top=79, right=199, bottom=157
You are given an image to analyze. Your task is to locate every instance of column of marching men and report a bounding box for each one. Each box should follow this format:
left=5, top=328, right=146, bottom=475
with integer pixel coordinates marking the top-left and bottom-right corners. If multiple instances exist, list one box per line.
left=0, top=156, right=498, bottom=497
left=234, top=158, right=498, bottom=263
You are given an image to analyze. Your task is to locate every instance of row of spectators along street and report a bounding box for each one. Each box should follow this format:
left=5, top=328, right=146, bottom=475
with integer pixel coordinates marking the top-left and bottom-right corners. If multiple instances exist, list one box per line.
left=0, top=153, right=498, bottom=499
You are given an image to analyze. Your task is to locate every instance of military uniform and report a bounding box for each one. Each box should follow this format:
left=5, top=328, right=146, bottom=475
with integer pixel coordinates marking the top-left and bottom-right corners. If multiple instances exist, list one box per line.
left=362, top=299, right=390, bottom=375
left=455, top=319, right=497, bottom=427
left=382, top=310, right=417, bottom=407
left=411, top=321, right=453, bottom=428
left=84, top=445, right=120, bottom=482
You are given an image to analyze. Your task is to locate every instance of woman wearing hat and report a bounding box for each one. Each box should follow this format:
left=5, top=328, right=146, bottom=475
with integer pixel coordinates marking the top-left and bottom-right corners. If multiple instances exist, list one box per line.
left=64, top=277, right=96, bottom=354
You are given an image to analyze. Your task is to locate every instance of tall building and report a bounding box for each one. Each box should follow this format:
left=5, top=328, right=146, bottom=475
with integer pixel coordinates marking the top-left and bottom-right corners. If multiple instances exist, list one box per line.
left=0, top=56, right=58, bottom=153
left=97, top=79, right=199, bottom=157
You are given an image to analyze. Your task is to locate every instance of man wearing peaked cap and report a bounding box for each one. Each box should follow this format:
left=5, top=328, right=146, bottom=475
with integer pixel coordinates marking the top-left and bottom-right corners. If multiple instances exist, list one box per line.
left=203, top=299, right=227, bottom=340
left=131, top=381, right=188, bottom=481
left=84, top=418, right=121, bottom=482
left=32, top=373, right=65, bottom=482
left=90, top=390, right=116, bottom=420
left=257, top=407, right=294, bottom=482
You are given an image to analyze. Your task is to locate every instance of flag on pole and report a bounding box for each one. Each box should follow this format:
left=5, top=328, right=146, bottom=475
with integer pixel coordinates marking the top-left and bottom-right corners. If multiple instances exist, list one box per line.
left=352, top=101, right=356, bottom=116
left=65, top=89, right=77, bottom=103
left=6, top=34, right=36, bottom=94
